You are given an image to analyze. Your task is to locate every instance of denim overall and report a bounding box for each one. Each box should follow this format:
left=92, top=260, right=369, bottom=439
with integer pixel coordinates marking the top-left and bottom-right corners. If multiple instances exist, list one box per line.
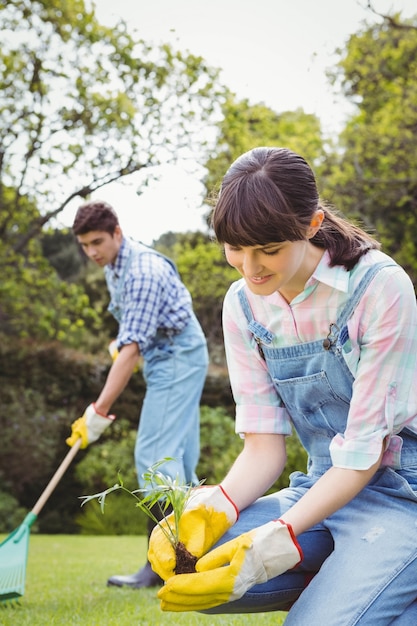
left=105, top=241, right=208, bottom=486
left=209, top=262, right=417, bottom=624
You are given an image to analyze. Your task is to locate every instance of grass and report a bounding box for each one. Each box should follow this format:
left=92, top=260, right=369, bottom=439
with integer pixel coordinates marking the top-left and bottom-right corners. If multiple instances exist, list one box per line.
left=0, top=535, right=287, bottom=625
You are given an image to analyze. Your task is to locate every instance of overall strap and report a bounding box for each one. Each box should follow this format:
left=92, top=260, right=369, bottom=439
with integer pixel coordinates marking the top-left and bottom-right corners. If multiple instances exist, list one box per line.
left=321, top=261, right=397, bottom=349
left=104, top=246, right=133, bottom=301
left=237, top=287, right=273, bottom=359
left=131, top=240, right=180, bottom=276
left=335, top=261, right=397, bottom=329
left=237, top=286, right=253, bottom=323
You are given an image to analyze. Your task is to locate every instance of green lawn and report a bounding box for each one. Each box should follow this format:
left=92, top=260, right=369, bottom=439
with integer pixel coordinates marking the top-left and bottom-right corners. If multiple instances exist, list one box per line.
left=0, top=535, right=287, bottom=625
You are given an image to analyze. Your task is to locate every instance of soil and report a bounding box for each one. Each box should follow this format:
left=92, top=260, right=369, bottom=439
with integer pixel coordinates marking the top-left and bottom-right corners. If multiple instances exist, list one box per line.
left=174, top=541, right=198, bottom=574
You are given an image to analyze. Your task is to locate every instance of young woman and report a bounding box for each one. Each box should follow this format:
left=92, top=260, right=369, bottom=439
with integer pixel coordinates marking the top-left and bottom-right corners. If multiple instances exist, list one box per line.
left=149, top=147, right=417, bottom=624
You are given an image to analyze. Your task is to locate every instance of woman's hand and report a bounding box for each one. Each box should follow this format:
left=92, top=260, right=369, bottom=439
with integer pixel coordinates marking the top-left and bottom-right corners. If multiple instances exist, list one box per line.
left=157, top=519, right=302, bottom=612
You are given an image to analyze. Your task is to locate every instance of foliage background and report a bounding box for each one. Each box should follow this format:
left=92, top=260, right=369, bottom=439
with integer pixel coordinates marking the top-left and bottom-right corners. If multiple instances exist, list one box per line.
left=0, top=1, right=416, bottom=535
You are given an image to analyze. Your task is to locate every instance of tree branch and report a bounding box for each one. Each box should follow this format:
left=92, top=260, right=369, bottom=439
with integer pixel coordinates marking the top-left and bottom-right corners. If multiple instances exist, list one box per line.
left=366, top=1, right=417, bottom=31
left=12, top=160, right=147, bottom=254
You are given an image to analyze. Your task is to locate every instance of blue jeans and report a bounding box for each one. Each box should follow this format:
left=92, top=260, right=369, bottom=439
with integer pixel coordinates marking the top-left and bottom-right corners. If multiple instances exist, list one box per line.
left=135, top=313, right=208, bottom=485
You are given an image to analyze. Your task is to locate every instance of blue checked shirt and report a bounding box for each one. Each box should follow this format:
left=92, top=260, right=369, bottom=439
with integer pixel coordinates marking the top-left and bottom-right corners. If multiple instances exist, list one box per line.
left=104, top=238, right=193, bottom=355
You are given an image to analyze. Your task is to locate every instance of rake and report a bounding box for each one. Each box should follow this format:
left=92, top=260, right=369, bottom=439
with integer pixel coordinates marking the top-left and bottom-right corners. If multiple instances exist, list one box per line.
left=0, top=438, right=82, bottom=602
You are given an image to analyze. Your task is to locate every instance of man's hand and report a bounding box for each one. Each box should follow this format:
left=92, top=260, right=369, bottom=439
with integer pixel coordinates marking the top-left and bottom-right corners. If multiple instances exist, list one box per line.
left=148, top=485, right=238, bottom=581
left=66, top=403, right=115, bottom=449
left=157, top=519, right=303, bottom=612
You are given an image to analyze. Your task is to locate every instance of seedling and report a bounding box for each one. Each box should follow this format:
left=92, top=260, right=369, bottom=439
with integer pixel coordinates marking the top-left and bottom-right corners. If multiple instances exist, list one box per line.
left=80, top=458, right=203, bottom=574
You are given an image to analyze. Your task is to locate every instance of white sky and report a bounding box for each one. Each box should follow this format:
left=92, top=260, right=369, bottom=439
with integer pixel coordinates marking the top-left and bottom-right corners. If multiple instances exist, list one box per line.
left=61, top=0, right=417, bottom=244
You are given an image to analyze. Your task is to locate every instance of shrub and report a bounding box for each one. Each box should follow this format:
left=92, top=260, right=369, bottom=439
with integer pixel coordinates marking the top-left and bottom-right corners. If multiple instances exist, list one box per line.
left=75, top=491, right=147, bottom=536
left=0, top=491, right=31, bottom=533
left=197, top=405, right=243, bottom=484
left=74, top=407, right=243, bottom=535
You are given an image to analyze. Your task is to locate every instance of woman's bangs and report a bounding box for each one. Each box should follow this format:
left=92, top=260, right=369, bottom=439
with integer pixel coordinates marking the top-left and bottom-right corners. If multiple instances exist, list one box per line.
left=216, top=195, right=291, bottom=246
left=213, top=166, right=306, bottom=245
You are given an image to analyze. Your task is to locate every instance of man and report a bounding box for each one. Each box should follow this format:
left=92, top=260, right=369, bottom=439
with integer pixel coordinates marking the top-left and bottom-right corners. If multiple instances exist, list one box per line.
left=66, top=199, right=208, bottom=588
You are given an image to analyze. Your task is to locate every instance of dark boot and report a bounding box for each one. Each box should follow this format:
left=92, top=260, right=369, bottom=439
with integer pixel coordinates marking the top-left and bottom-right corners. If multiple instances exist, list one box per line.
left=107, top=560, right=163, bottom=588
left=107, top=503, right=171, bottom=589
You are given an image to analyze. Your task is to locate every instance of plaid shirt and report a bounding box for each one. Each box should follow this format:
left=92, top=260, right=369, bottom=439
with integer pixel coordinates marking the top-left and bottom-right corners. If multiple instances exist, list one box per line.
left=223, top=249, right=417, bottom=470
left=105, top=238, right=192, bottom=354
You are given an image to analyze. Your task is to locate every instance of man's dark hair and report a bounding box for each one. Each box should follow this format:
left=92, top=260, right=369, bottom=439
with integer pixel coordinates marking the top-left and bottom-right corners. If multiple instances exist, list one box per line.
left=72, top=200, right=119, bottom=235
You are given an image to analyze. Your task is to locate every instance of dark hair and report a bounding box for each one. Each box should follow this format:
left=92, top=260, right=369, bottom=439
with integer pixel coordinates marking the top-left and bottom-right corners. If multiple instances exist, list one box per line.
left=211, top=147, right=380, bottom=270
left=72, top=200, right=119, bottom=235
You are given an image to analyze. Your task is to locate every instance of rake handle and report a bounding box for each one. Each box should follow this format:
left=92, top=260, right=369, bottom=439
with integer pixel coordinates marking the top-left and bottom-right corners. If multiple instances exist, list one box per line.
left=32, top=438, right=82, bottom=516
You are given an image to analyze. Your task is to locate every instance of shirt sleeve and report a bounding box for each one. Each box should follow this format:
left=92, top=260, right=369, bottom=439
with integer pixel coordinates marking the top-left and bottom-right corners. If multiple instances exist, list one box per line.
left=330, top=265, right=417, bottom=470
left=223, top=283, right=293, bottom=437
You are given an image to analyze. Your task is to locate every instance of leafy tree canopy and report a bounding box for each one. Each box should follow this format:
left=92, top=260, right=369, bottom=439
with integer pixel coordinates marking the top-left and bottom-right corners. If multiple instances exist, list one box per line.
left=0, top=0, right=228, bottom=343
left=326, top=8, right=417, bottom=281
left=204, top=94, right=326, bottom=200
left=1, top=0, right=226, bottom=240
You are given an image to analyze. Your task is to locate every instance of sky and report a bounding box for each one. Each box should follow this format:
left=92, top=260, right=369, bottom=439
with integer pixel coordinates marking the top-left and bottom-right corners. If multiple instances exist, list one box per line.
left=61, top=0, right=417, bottom=243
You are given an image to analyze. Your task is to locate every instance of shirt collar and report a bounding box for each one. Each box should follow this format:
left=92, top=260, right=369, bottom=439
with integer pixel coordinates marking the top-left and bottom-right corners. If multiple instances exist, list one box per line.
left=109, top=237, right=130, bottom=277
left=306, top=250, right=350, bottom=293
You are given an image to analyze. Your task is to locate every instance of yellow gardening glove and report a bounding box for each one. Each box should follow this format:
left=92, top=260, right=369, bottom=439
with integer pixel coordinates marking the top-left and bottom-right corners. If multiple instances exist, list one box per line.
left=148, top=485, right=238, bottom=581
left=158, top=519, right=303, bottom=612
left=66, top=403, right=116, bottom=449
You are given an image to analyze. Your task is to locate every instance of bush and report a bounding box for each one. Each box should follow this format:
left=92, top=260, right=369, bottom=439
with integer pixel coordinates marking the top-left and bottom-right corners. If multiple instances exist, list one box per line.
left=0, top=385, right=70, bottom=497
left=73, top=419, right=138, bottom=492
left=197, top=405, right=243, bottom=484
left=74, top=407, right=243, bottom=535
left=75, top=491, right=147, bottom=536
left=197, top=405, right=308, bottom=495
left=0, top=491, right=32, bottom=533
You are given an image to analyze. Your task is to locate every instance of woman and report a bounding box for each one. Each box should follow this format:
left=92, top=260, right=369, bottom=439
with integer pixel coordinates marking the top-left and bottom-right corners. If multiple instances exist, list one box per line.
left=149, top=147, right=417, bottom=624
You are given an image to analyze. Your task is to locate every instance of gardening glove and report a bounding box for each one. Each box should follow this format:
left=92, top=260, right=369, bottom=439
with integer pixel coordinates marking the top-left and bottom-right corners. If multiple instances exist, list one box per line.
left=148, top=485, right=239, bottom=581
left=158, top=519, right=303, bottom=612
left=66, top=403, right=115, bottom=449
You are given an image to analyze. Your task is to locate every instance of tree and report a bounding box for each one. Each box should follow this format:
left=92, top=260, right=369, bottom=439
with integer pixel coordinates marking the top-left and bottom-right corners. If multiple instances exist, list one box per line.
left=325, top=8, right=417, bottom=282
left=0, top=189, right=100, bottom=344
left=172, top=232, right=239, bottom=351
left=41, top=228, right=85, bottom=281
left=204, top=94, right=326, bottom=199
left=0, top=0, right=227, bottom=342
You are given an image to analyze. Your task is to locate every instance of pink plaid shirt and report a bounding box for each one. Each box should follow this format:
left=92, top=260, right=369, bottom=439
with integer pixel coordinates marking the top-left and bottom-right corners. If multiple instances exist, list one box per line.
left=223, top=250, right=417, bottom=470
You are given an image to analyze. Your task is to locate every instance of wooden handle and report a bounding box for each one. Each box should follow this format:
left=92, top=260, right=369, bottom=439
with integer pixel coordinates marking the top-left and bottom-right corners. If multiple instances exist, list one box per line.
left=32, top=438, right=82, bottom=516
